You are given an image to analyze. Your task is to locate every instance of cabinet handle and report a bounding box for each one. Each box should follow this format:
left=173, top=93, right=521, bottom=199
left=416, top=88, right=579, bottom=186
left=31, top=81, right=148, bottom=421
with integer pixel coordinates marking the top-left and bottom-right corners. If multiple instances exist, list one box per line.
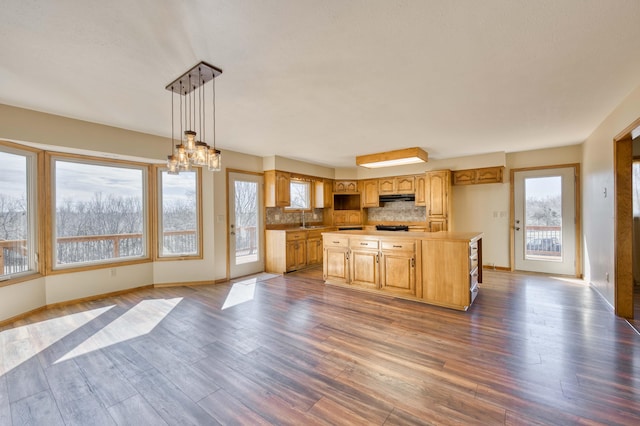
left=333, top=241, right=340, bottom=244
left=392, top=245, right=402, bottom=248
left=376, top=254, right=379, bottom=263
left=360, top=242, right=369, bottom=246
left=411, top=258, right=415, bottom=268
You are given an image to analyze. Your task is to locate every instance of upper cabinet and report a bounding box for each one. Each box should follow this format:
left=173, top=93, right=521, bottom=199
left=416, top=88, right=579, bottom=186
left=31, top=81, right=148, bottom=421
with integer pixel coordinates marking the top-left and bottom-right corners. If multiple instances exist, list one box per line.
left=426, top=170, right=451, bottom=232
left=452, top=166, right=504, bottom=185
left=414, top=174, right=426, bottom=206
left=334, top=180, right=358, bottom=193
left=265, top=170, right=291, bottom=207
left=361, top=179, right=379, bottom=208
left=314, top=179, right=333, bottom=208
left=378, top=175, right=415, bottom=195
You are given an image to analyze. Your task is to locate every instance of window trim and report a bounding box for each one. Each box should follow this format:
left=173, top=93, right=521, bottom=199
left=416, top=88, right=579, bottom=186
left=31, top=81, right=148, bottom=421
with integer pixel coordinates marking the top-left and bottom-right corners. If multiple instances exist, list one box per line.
left=154, top=166, right=203, bottom=261
left=0, top=141, right=41, bottom=283
left=285, top=179, right=312, bottom=211
left=45, top=152, right=152, bottom=274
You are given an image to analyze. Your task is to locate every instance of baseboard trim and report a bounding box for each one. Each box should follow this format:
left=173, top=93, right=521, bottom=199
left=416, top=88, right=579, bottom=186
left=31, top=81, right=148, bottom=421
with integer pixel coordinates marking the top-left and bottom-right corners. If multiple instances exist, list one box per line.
left=0, top=306, right=48, bottom=328
left=154, top=280, right=219, bottom=288
left=482, top=265, right=510, bottom=271
left=46, top=285, right=154, bottom=310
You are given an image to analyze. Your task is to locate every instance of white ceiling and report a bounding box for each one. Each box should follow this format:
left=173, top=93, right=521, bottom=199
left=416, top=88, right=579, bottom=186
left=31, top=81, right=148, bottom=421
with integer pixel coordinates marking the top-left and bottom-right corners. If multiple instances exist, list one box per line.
left=2, top=0, right=640, bottom=168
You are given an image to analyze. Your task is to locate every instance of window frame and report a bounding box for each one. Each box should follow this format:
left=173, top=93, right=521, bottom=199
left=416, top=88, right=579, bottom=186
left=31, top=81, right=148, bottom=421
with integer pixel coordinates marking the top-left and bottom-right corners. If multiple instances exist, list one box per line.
left=46, top=153, right=152, bottom=274
left=155, top=166, right=203, bottom=260
left=285, top=179, right=312, bottom=211
left=0, top=141, right=41, bottom=285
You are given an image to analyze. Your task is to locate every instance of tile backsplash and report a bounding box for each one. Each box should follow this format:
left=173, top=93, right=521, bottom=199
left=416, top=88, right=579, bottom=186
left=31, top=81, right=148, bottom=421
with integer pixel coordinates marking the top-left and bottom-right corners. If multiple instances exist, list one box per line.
left=367, top=201, right=426, bottom=223
left=266, top=207, right=324, bottom=226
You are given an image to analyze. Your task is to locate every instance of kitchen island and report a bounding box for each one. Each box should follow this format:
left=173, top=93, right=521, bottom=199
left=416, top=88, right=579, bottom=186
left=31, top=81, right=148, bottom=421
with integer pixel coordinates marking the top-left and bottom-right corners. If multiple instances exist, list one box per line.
left=322, top=230, right=483, bottom=311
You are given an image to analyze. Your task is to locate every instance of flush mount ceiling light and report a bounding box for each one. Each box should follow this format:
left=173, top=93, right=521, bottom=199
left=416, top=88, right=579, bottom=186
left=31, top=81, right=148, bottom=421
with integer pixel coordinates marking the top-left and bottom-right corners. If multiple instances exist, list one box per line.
left=165, top=61, right=222, bottom=174
left=356, top=147, right=428, bottom=168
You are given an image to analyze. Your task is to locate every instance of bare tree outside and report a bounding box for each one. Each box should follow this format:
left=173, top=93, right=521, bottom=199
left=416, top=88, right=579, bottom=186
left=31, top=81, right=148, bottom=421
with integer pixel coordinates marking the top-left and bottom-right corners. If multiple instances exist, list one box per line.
left=234, top=180, right=258, bottom=256
left=288, top=181, right=310, bottom=210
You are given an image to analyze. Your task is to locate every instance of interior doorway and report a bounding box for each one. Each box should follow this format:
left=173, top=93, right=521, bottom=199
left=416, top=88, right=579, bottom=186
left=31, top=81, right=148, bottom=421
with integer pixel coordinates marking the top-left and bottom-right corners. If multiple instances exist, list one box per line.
left=227, top=171, right=264, bottom=279
left=512, top=166, right=579, bottom=275
left=613, top=118, right=639, bottom=319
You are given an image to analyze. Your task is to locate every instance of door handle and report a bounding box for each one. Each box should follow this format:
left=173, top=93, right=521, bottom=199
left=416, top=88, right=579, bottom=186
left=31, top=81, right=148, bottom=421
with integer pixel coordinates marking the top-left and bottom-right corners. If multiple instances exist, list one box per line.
left=230, top=231, right=236, bottom=235
left=514, top=227, right=520, bottom=231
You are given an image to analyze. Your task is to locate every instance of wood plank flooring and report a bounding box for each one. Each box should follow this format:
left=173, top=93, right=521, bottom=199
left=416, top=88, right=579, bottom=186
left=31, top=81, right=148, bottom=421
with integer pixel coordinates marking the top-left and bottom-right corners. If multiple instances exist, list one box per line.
left=1, top=267, right=639, bottom=425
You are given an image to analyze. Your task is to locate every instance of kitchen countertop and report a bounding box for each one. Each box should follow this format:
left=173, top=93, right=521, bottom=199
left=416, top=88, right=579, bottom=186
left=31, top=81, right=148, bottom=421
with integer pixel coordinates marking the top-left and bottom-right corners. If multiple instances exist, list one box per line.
left=322, top=229, right=483, bottom=242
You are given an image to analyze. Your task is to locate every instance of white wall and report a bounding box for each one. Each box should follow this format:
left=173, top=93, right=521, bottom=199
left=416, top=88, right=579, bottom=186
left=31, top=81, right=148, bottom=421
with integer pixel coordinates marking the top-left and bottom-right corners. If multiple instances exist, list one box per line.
left=582, top=84, right=640, bottom=306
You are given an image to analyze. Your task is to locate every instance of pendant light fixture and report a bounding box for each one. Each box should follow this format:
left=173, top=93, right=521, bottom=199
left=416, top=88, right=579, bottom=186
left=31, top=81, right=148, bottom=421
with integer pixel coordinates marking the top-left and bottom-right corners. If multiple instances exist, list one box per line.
left=166, top=61, right=222, bottom=174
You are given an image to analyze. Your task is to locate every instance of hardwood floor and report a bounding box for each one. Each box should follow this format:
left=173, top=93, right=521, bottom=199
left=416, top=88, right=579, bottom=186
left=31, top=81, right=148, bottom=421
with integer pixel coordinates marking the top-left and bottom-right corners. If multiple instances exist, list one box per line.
left=1, top=267, right=639, bottom=425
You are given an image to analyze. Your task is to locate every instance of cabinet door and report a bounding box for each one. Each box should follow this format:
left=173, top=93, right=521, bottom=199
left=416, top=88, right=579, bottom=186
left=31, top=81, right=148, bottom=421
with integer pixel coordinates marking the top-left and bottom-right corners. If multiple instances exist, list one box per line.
left=307, top=238, right=322, bottom=265
left=349, top=249, right=379, bottom=288
left=334, top=180, right=358, bottom=193
left=380, top=251, right=415, bottom=296
left=428, top=219, right=447, bottom=232
left=378, top=178, right=395, bottom=194
left=333, top=211, right=347, bottom=225
left=362, top=180, right=379, bottom=207
left=414, top=175, right=426, bottom=206
left=347, top=211, right=362, bottom=225
left=323, top=180, right=333, bottom=207
left=452, top=170, right=475, bottom=185
left=395, top=176, right=415, bottom=193
left=476, top=166, right=504, bottom=184
left=286, top=241, right=298, bottom=271
left=276, top=172, right=291, bottom=207
left=324, top=247, right=349, bottom=284
left=426, top=170, right=450, bottom=219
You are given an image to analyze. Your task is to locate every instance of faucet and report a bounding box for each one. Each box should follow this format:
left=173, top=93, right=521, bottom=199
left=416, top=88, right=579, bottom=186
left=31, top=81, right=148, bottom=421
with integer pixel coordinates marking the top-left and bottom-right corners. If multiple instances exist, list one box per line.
left=301, top=211, right=306, bottom=228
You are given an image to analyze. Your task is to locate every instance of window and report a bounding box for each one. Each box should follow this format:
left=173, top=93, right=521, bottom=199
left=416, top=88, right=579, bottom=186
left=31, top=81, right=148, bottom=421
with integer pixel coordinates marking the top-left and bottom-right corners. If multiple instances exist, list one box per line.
left=158, top=169, right=200, bottom=257
left=286, top=180, right=311, bottom=210
left=0, top=146, right=37, bottom=279
left=52, top=157, right=147, bottom=268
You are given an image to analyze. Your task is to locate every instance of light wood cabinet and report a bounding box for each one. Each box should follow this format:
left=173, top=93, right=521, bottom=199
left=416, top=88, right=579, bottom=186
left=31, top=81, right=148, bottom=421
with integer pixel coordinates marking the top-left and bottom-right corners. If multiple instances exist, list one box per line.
left=421, top=237, right=481, bottom=311
left=306, top=230, right=324, bottom=265
left=426, top=170, right=451, bottom=232
left=322, top=230, right=482, bottom=310
left=314, top=179, right=333, bottom=208
left=452, top=166, right=504, bottom=185
left=379, top=240, right=416, bottom=297
left=334, top=180, right=358, bottom=193
left=285, top=231, right=306, bottom=272
left=264, top=170, right=291, bottom=207
left=361, top=179, right=379, bottom=208
left=349, top=238, right=380, bottom=289
left=414, top=174, right=426, bottom=206
left=333, top=210, right=362, bottom=226
left=323, top=236, right=349, bottom=284
left=378, top=176, right=415, bottom=195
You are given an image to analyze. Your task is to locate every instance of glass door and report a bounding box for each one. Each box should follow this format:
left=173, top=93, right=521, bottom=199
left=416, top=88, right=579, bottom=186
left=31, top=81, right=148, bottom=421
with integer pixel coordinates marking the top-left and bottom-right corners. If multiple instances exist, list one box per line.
left=228, top=172, right=264, bottom=278
left=514, top=167, right=576, bottom=275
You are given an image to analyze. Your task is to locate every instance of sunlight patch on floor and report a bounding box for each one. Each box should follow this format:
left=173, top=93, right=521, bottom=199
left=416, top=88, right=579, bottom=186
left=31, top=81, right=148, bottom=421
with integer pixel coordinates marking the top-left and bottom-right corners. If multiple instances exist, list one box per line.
left=55, top=297, right=182, bottom=363
left=222, top=279, right=256, bottom=310
left=1, top=305, right=114, bottom=375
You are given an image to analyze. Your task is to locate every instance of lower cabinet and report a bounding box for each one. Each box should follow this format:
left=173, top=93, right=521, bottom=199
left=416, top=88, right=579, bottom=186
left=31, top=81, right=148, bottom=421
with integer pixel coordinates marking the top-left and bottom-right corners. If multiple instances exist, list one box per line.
left=286, top=240, right=306, bottom=272
left=322, top=231, right=482, bottom=311
left=323, top=236, right=349, bottom=284
left=379, top=240, right=416, bottom=296
left=267, top=228, right=332, bottom=274
left=306, top=237, right=323, bottom=265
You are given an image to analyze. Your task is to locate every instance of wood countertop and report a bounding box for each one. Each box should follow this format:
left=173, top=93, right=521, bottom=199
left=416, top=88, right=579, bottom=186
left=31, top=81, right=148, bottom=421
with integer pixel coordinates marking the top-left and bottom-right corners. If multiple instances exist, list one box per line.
left=321, top=229, right=483, bottom=242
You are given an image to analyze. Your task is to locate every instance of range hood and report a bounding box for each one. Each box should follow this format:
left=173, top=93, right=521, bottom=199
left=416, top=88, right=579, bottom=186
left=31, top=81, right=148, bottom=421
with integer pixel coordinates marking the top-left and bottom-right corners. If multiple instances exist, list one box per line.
left=379, top=193, right=415, bottom=203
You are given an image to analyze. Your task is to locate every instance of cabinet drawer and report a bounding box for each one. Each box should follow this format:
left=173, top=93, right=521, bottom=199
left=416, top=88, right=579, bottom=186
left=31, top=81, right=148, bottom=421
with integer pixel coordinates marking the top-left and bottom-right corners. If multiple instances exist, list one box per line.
left=350, top=239, right=379, bottom=250
left=469, top=241, right=478, bottom=256
left=470, top=266, right=479, bottom=290
left=324, top=236, right=348, bottom=247
left=469, top=253, right=479, bottom=271
left=381, top=240, right=415, bottom=252
left=287, top=231, right=307, bottom=241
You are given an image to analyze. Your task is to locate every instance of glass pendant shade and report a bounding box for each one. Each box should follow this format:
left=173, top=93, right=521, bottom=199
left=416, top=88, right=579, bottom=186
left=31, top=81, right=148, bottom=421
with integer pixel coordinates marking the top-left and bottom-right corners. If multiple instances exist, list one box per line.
left=167, top=155, right=179, bottom=175
left=184, top=131, right=196, bottom=153
left=208, top=148, right=221, bottom=171
left=193, top=141, right=208, bottom=166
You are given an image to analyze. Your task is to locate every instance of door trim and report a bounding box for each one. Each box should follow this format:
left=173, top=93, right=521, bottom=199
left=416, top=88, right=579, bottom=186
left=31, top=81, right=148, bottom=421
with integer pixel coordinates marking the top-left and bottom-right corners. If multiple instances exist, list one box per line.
left=509, top=163, right=581, bottom=276
left=225, top=168, right=264, bottom=280
left=613, top=117, right=640, bottom=319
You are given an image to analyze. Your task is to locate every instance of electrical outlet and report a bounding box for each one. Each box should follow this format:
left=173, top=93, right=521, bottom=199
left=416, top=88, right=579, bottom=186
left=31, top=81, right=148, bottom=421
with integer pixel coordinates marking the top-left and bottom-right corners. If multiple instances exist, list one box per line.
left=110, top=268, right=117, bottom=277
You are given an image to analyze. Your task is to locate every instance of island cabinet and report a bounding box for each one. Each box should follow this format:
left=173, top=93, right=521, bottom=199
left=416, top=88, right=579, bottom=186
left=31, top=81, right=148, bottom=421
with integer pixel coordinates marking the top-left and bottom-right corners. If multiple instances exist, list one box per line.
left=349, top=238, right=380, bottom=289
left=379, top=240, right=416, bottom=297
left=421, top=236, right=482, bottom=311
left=323, top=236, right=349, bottom=284
left=322, top=230, right=482, bottom=311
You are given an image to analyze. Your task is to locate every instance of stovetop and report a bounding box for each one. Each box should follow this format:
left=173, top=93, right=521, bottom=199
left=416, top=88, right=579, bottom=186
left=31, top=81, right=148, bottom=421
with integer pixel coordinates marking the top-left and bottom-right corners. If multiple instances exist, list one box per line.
left=375, top=225, right=409, bottom=231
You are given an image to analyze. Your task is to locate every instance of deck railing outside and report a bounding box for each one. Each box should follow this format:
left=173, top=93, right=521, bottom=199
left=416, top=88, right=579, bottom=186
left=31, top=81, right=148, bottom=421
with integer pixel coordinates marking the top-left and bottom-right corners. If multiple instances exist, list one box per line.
left=2, top=227, right=258, bottom=275
left=525, top=225, right=562, bottom=257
